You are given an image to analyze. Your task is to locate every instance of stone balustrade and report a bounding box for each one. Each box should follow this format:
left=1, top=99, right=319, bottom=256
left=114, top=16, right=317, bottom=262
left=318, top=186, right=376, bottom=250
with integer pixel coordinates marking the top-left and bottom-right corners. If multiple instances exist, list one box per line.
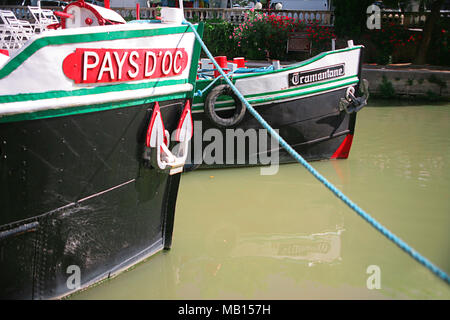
left=3, top=6, right=448, bottom=29
left=112, top=8, right=335, bottom=25
left=379, top=11, right=450, bottom=28
left=0, top=6, right=334, bottom=26
left=181, top=8, right=334, bottom=25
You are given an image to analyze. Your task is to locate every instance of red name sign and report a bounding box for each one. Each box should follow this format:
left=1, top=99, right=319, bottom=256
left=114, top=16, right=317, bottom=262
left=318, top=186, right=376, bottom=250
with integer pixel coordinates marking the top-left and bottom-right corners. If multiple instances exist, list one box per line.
left=63, top=48, right=189, bottom=84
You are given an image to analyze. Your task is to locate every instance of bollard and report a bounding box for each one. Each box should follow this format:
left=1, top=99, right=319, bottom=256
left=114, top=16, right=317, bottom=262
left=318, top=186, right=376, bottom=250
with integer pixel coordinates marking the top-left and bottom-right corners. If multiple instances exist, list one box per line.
left=214, top=56, right=228, bottom=78
left=272, top=60, right=281, bottom=70
left=233, top=57, right=246, bottom=69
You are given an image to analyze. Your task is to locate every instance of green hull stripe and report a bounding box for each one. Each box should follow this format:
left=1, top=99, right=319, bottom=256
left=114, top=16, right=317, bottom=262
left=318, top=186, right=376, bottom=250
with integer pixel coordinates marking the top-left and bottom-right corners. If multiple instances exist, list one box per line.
left=192, top=79, right=359, bottom=111
left=0, top=92, right=188, bottom=123
left=0, top=79, right=187, bottom=104
left=0, top=25, right=197, bottom=79
left=187, top=21, right=204, bottom=98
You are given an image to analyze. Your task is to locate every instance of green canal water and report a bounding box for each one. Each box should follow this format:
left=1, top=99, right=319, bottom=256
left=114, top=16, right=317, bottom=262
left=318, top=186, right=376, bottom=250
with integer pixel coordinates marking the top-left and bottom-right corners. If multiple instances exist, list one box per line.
left=72, top=101, right=450, bottom=300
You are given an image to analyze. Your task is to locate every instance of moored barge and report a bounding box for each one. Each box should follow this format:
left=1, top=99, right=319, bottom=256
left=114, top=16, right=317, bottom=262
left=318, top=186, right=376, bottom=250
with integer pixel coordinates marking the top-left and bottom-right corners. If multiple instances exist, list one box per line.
left=0, top=1, right=202, bottom=299
left=187, top=43, right=369, bottom=170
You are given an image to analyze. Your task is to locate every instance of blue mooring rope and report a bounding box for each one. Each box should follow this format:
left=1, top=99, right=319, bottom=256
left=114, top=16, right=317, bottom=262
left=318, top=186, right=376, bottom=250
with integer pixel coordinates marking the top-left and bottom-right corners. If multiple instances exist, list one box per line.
left=183, top=20, right=450, bottom=285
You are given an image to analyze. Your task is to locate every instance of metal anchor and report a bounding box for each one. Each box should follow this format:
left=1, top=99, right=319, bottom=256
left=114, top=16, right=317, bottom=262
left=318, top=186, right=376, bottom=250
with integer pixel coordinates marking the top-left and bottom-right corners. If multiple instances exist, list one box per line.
left=144, top=101, right=193, bottom=175
left=339, top=79, right=370, bottom=114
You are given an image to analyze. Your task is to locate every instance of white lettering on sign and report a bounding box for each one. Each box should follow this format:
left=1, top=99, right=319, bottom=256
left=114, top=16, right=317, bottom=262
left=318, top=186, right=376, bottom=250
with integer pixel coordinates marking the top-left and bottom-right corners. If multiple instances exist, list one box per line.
left=128, top=51, right=139, bottom=79
left=65, top=48, right=189, bottom=84
left=174, top=50, right=183, bottom=74
left=162, top=51, right=173, bottom=75
left=145, top=51, right=157, bottom=77
left=82, top=51, right=99, bottom=81
left=114, top=51, right=128, bottom=80
left=97, top=51, right=114, bottom=81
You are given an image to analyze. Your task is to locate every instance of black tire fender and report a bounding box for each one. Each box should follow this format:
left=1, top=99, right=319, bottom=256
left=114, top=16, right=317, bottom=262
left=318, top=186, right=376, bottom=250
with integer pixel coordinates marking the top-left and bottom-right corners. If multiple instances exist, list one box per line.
left=204, top=84, right=246, bottom=128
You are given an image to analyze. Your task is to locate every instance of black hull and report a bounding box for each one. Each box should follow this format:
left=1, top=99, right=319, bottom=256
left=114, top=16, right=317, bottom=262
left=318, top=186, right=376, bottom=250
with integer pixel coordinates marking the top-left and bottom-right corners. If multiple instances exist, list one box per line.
left=0, top=100, right=185, bottom=299
left=189, top=88, right=357, bottom=169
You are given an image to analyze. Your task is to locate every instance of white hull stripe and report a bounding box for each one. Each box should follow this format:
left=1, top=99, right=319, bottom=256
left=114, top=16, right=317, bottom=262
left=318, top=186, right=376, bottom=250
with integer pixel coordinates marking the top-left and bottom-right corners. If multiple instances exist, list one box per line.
left=0, top=83, right=193, bottom=117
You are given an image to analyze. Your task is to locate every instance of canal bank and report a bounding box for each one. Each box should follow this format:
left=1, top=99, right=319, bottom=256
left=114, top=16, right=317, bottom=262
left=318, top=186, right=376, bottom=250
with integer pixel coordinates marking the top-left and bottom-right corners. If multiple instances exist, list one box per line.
left=362, top=65, right=450, bottom=101
left=244, top=61, right=450, bottom=101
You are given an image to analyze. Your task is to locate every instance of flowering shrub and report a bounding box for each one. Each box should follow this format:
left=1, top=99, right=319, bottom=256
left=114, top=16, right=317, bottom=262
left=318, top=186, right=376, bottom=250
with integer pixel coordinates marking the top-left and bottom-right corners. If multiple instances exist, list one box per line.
left=305, top=21, right=336, bottom=55
left=365, top=22, right=422, bottom=64
left=370, top=23, right=421, bottom=49
left=428, top=19, right=449, bottom=66
left=201, top=12, right=337, bottom=61
left=203, top=20, right=239, bottom=57
left=232, top=10, right=305, bottom=60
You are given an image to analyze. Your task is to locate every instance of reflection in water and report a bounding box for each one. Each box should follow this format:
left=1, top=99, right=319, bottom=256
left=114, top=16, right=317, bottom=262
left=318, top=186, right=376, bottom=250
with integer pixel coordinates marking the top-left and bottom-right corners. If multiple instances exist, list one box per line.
left=71, top=103, right=450, bottom=300
left=229, top=231, right=343, bottom=264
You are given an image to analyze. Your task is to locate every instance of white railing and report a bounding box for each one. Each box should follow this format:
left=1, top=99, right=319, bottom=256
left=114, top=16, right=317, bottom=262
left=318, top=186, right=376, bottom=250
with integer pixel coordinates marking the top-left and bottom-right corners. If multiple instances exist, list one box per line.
left=379, top=10, right=450, bottom=28
left=114, top=8, right=334, bottom=25
left=4, top=6, right=450, bottom=28
left=0, top=6, right=334, bottom=26
left=182, top=8, right=334, bottom=25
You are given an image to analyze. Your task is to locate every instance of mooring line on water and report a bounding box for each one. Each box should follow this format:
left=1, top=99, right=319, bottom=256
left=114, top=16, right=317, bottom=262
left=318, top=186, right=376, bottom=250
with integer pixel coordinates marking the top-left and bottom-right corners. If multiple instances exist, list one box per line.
left=183, top=20, right=450, bottom=285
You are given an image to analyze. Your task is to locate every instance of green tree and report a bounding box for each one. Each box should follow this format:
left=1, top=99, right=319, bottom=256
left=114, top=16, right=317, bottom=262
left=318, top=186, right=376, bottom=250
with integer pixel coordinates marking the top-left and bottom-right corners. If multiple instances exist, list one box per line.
left=383, top=0, right=445, bottom=64
left=414, top=0, right=445, bottom=64
left=333, top=0, right=373, bottom=38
